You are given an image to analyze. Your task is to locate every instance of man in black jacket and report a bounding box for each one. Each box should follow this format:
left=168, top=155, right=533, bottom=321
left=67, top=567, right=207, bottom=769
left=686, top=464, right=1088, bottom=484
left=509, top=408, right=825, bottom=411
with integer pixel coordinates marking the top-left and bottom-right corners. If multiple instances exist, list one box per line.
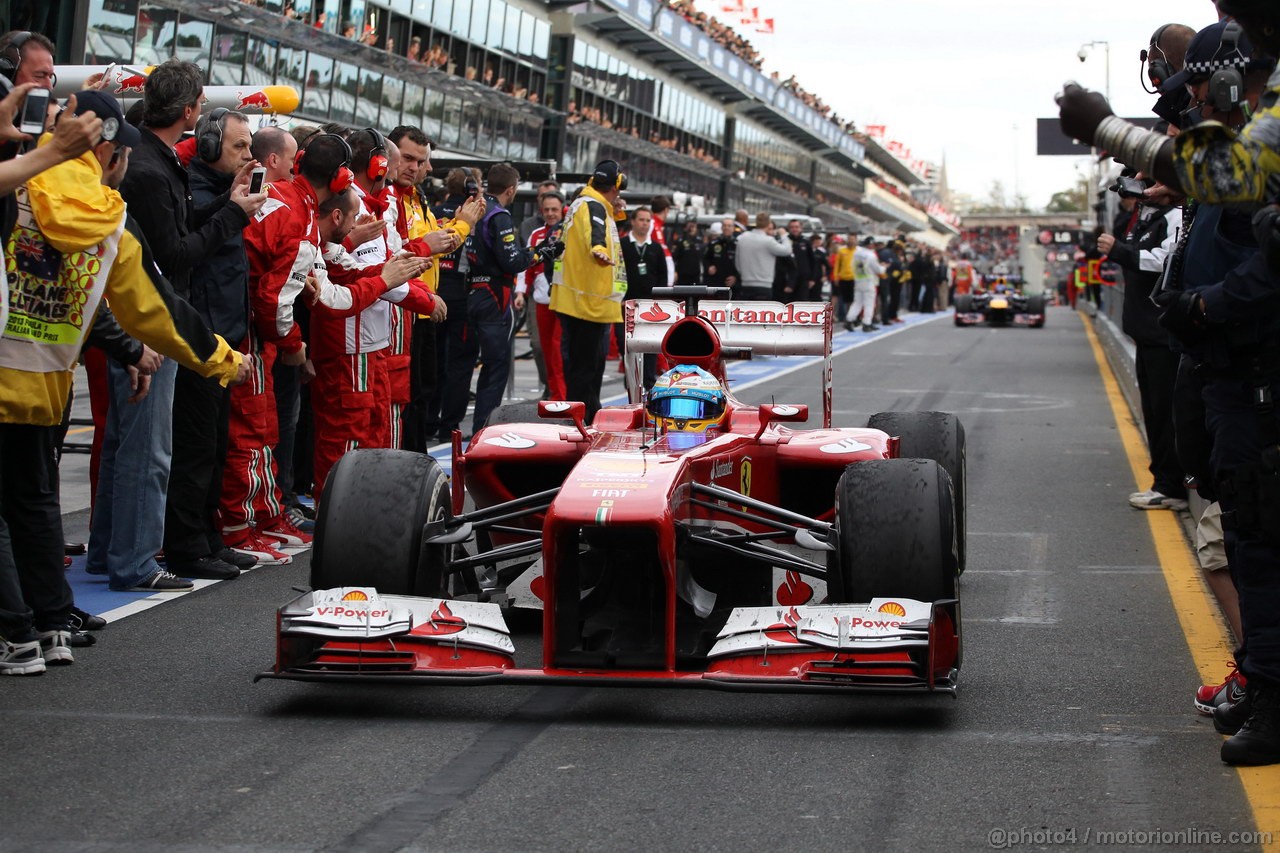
left=447, top=163, right=537, bottom=435
left=163, top=108, right=261, bottom=580
left=90, top=60, right=266, bottom=590
left=671, top=220, right=703, bottom=285
left=703, top=218, right=738, bottom=296
left=809, top=234, right=827, bottom=302
left=1097, top=198, right=1185, bottom=510
left=620, top=207, right=669, bottom=388
left=781, top=219, right=816, bottom=304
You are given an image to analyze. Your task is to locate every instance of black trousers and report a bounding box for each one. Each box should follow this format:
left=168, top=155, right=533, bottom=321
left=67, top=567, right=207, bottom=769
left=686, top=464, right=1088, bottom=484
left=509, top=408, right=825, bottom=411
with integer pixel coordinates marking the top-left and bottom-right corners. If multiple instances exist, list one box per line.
left=559, top=312, right=610, bottom=423
left=273, top=359, right=301, bottom=500
left=403, top=316, right=440, bottom=451
left=1134, top=343, right=1186, bottom=499
left=0, top=423, right=70, bottom=634
left=431, top=292, right=479, bottom=440
left=920, top=282, right=938, bottom=313
left=164, top=366, right=230, bottom=562
left=1173, top=354, right=1214, bottom=500
left=292, top=377, right=315, bottom=496
left=1203, top=375, right=1280, bottom=685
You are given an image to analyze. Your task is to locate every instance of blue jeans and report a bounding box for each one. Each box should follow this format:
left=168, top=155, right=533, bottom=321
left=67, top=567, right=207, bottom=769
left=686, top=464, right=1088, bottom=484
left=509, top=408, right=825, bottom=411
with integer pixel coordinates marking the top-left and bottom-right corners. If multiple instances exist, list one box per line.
left=87, top=358, right=178, bottom=590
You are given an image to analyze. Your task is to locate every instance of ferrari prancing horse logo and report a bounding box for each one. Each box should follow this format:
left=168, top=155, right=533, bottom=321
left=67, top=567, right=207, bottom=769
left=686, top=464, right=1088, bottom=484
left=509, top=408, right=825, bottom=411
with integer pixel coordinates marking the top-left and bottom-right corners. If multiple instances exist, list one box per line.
left=740, top=457, right=752, bottom=497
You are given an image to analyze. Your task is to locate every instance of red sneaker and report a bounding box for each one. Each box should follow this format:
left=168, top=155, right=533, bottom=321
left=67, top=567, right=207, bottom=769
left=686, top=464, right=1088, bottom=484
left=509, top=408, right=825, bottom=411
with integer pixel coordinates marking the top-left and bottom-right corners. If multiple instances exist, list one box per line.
left=223, top=526, right=293, bottom=566
left=258, top=513, right=313, bottom=550
left=1196, top=662, right=1247, bottom=715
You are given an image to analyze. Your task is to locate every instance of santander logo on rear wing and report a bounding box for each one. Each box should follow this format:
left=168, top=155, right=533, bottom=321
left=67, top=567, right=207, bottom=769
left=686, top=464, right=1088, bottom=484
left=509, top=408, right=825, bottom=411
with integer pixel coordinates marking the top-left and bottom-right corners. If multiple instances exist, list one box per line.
left=626, top=300, right=831, bottom=356
left=624, top=299, right=834, bottom=427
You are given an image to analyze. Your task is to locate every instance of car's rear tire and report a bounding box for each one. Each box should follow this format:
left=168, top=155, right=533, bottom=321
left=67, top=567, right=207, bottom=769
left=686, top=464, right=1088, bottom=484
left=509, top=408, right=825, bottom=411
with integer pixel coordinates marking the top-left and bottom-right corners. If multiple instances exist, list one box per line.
left=311, top=449, right=451, bottom=596
left=867, top=411, right=967, bottom=575
left=830, top=458, right=957, bottom=604
left=1026, top=294, right=1046, bottom=327
left=953, top=294, right=972, bottom=326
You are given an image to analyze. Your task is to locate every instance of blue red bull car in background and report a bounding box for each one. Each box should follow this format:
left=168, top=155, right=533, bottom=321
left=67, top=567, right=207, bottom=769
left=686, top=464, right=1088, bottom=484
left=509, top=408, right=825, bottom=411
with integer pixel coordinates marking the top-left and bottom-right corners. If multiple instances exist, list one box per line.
left=954, top=276, right=1045, bottom=328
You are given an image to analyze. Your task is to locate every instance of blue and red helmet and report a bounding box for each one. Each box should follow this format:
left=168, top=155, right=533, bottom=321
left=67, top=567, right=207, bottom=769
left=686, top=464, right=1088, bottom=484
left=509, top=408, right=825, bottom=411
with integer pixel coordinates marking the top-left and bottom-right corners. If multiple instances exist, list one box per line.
left=647, top=364, right=727, bottom=433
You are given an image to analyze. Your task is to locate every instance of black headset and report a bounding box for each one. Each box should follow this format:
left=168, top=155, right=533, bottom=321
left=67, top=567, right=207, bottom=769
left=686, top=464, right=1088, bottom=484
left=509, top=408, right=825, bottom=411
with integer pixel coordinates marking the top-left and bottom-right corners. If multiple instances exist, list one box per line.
left=1141, top=25, right=1173, bottom=94
left=197, top=107, right=230, bottom=163
left=1209, top=21, right=1248, bottom=114
left=0, top=31, right=56, bottom=88
left=592, top=159, right=628, bottom=192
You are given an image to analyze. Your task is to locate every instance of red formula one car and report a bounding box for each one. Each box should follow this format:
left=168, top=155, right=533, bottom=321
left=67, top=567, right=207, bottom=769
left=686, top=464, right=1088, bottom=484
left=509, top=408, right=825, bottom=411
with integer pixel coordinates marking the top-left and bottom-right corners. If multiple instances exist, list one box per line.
left=259, top=287, right=966, bottom=696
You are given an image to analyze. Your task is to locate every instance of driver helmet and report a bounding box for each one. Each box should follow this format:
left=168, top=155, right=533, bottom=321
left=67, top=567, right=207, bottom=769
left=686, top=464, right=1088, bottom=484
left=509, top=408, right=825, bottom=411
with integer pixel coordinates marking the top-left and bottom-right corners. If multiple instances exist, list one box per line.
left=647, top=364, right=727, bottom=433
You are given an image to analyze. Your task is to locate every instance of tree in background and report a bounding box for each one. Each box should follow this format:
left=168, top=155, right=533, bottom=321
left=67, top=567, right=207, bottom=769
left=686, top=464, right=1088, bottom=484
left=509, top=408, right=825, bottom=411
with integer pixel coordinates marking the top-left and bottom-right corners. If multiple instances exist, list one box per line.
left=1045, top=175, right=1090, bottom=213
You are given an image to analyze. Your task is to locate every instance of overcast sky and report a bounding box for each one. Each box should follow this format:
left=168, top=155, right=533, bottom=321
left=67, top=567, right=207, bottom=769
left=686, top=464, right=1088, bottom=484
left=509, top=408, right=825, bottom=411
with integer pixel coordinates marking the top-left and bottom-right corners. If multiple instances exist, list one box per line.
left=692, top=0, right=1221, bottom=210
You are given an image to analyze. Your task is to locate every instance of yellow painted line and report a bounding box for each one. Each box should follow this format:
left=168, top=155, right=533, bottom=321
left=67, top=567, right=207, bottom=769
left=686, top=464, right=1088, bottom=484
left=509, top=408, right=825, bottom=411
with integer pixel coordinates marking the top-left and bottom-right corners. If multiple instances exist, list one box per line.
left=1081, top=312, right=1280, bottom=843
left=66, top=426, right=93, bottom=436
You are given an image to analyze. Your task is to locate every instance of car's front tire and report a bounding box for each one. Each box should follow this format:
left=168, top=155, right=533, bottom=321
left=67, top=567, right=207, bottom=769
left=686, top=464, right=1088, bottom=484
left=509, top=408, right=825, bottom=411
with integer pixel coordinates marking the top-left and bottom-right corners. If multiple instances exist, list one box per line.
left=867, top=411, right=967, bottom=575
left=311, top=449, right=451, bottom=596
left=830, top=458, right=958, bottom=604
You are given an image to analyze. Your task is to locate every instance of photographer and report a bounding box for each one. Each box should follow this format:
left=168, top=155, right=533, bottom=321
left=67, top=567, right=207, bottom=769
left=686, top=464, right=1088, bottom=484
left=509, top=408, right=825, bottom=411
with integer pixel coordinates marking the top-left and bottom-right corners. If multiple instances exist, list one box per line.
left=1058, top=5, right=1280, bottom=765
left=1097, top=166, right=1184, bottom=512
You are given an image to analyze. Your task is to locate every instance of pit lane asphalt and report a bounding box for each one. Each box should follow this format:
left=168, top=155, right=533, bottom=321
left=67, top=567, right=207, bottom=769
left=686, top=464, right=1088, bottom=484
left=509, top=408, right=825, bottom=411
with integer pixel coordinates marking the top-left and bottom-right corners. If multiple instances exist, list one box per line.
left=2, top=306, right=1265, bottom=853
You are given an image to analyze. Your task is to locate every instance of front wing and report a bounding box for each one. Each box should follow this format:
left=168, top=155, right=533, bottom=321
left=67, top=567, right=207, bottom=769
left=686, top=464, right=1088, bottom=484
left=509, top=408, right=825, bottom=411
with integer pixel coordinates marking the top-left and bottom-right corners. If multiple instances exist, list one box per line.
left=955, top=299, right=1043, bottom=327
left=257, top=588, right=960, bottom=695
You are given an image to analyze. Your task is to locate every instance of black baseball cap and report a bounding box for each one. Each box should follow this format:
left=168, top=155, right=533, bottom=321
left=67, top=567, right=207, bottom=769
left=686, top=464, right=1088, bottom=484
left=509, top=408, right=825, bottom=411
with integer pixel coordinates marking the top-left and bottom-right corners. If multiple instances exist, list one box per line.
left=66, top=89, right=142, bottom=149
left=1161, top=19, right=1270, bottom=93
left=591, top=159, right=621, bottom=187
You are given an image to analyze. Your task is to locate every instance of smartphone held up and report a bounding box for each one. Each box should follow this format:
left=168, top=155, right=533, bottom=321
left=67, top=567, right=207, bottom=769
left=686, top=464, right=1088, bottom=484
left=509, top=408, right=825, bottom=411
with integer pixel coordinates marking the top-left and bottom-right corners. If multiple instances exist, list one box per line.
left=18, top=87, right=50, bottom=135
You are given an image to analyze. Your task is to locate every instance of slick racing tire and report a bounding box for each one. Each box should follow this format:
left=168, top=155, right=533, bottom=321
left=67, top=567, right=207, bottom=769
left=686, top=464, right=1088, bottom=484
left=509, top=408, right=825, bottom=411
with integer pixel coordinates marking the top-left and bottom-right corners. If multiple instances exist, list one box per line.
left=831, top=458, right=957, bottom=605
left=1026, top=294, right=1046, bottom=327
left=311, top=449, right=451, bottom=597
left=868, top=411, right=967, bottom=575
left=953, top=294, right=972, bottom=326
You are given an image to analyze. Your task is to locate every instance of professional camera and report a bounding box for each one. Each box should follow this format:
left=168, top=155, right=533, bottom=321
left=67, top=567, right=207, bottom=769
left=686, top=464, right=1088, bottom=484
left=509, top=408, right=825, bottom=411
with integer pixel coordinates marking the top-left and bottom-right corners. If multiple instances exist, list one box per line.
left=464, top=176, right=480, bottom=197
left=533, top=239, right=566, bottom=266
left=1109, top=176, right=1150, bottom=200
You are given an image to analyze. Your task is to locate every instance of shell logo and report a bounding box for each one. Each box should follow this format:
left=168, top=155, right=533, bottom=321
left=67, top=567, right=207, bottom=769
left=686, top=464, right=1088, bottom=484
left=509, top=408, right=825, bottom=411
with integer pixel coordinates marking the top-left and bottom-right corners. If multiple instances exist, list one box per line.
left=877, top=601, right=907, bottom=617
left=341, top=590, right=370, bottom=601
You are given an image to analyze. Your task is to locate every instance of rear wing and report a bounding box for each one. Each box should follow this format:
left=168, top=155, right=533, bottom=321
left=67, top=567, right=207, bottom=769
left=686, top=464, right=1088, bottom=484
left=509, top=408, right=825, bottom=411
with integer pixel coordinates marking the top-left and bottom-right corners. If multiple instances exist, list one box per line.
left=623, top=300, right=834, bottom=428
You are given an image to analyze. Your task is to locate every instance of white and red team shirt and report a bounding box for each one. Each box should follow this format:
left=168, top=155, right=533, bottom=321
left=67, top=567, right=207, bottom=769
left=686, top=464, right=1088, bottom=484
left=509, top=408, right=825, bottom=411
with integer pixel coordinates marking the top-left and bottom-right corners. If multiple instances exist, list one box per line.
left=243, top=177, right=394, bottom=356
left=650, top=213, right=676, bottom=285
left=520, top=223, right=556, bottom=305
left=307, top=184, right=436, bottom=361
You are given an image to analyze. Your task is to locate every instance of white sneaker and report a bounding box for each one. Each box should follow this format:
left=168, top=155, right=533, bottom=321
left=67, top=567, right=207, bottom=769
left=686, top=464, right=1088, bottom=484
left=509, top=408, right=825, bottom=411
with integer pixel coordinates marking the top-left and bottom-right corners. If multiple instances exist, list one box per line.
left=0, top=637, right=45, bottom=675
left=1128, top=489, right=1189, bottom=511
left=36, top=629, right=74, bottom=665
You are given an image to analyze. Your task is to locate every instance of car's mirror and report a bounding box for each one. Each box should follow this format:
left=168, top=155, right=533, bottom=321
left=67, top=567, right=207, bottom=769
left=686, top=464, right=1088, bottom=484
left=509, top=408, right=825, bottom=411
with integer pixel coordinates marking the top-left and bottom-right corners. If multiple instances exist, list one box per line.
left=755, top=403, right=808, bottom=438
left=539, top=400, right=590, bottom=440
left=760, top=403, right=808, bottom=423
